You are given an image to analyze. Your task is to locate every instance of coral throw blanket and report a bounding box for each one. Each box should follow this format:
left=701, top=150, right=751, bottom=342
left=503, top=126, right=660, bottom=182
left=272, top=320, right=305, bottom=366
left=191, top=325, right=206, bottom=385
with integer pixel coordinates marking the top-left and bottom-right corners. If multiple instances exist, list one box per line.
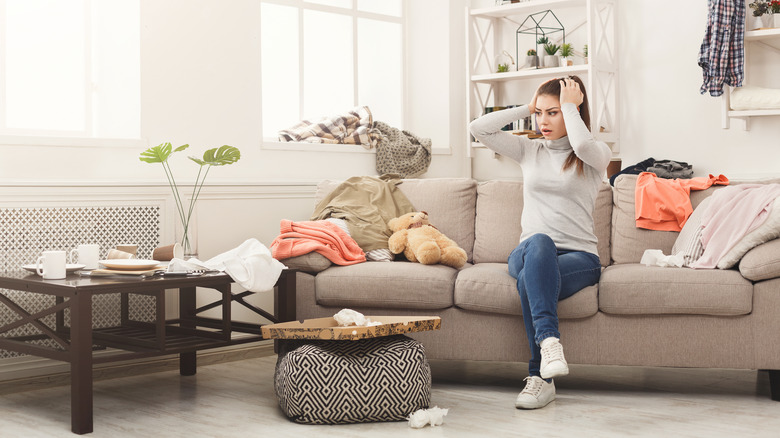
left=271, top=220, right=366, bottom=265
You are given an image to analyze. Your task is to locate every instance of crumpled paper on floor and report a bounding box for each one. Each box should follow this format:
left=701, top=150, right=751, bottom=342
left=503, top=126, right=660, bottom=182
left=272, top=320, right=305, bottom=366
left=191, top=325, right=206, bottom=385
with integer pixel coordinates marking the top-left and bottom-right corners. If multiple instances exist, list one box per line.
left=407, top=406, right=448, bottom=428
left=333, top=308, right=382, bottom=327
left=640, top=249, right=684, bottom=268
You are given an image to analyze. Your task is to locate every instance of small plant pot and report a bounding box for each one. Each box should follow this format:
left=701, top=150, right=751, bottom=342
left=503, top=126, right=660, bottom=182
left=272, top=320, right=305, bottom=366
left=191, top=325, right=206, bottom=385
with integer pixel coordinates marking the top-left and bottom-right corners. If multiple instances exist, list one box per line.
left=525, top=55, right=539, bottom=68
left=543, top=55, right=559, bottom=68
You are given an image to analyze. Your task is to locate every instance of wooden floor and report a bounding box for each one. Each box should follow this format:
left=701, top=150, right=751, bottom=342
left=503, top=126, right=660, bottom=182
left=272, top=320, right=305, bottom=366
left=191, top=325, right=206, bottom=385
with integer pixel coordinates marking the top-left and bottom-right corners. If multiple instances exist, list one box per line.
left=0, top=349, right=778, bottom=437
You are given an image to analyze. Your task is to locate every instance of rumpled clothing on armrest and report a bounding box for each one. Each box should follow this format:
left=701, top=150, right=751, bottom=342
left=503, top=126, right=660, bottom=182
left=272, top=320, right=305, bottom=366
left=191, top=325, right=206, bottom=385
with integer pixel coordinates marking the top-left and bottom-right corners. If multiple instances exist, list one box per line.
left=311, top=175, right=416, bottom=252
left=691, top=184, right=780, bottom=269
left=271, top=219, right=366, bottom=265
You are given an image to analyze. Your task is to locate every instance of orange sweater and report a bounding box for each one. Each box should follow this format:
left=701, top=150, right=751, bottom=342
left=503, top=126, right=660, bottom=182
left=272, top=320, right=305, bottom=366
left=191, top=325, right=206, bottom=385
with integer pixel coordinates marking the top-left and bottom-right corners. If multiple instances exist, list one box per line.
left=635, top=172, right=729, bottom=232
left=271, top=220, right=366, bottom=265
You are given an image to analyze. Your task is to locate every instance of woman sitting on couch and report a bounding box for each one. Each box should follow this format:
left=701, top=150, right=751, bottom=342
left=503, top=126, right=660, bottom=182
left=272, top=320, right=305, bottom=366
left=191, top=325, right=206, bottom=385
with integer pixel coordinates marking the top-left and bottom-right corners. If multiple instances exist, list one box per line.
left=469, top=76, right=611, bottom=409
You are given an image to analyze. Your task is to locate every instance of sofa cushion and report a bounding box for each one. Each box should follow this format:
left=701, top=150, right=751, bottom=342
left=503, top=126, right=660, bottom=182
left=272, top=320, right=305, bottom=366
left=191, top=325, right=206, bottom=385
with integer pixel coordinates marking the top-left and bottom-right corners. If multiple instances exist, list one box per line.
left=739, top=238, right=780, bottom=281
left=453, top=263, right=598, bottom=319
left=314, top=261, right=457, bottom=310
left=317, top=178, right=477, bottom=262
left=599, top=264, right=753, bottom=315
left=473, top=181, right=612, bottom=267
left=472, top=181, right=523, bottom=264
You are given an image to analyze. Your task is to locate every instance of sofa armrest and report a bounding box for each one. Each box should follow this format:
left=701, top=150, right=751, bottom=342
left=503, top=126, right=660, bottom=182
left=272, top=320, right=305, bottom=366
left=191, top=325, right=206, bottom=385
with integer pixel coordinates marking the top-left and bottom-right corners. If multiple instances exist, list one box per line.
left=739, top=238, right=780, bottom=282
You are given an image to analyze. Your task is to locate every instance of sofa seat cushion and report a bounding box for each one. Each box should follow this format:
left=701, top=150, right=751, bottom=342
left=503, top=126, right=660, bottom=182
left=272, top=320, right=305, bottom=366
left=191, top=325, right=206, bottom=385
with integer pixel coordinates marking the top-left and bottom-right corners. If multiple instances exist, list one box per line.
left=599, top=264, right=753, bottom=316
left=454, top=263, right=598, bottom=319
left=315, top=261, right=457, bottom=310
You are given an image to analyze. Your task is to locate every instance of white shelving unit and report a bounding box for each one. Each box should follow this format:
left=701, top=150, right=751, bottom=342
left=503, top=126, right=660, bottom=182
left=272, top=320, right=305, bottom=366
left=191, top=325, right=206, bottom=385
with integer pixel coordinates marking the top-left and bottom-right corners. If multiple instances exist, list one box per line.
left=466, top=0, right=619, bottom=156
left=722, top=28, right=780, bottom=129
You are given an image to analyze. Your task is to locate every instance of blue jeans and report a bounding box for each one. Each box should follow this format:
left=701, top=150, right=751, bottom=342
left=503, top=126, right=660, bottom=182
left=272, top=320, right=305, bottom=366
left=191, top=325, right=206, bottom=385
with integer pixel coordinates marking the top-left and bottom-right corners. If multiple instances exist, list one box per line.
left=507, top=234, right=601, bottom=378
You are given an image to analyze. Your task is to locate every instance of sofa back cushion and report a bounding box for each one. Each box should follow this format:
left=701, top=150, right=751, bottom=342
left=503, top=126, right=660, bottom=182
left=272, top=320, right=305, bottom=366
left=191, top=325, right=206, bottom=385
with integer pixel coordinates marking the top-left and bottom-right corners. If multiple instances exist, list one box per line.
left=610, top=174, right=779, bottom=264
left=316, top=178, right=477, bottom=262
left=473, top=180, right=612, bottom=267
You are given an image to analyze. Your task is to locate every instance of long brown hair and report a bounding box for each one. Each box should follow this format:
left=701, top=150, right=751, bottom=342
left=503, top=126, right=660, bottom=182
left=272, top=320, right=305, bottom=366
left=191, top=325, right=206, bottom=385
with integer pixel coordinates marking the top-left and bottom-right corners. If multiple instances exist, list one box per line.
left=537, top=75, right=591, bottom=176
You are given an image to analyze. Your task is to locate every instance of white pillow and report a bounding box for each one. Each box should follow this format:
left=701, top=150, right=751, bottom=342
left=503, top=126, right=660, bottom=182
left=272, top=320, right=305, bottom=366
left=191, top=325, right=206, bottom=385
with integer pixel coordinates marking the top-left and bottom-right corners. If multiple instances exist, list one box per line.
left=672, top=196, right=712, bottom=267
left=717, top=197, right=780, bottom=269
left=730, top=86, right=780, bottom=111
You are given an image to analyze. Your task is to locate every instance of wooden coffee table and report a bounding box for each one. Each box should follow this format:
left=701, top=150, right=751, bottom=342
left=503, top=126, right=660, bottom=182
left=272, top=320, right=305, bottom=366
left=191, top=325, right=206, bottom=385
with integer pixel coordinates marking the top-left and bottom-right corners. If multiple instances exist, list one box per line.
left=0, top=269, right=297, bottom=434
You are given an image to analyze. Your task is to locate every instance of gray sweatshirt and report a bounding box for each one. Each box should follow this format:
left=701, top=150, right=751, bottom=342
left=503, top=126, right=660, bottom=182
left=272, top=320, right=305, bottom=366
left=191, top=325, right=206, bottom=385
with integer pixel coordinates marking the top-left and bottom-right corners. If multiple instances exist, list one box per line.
left=469, top=104, right=611, bottom=256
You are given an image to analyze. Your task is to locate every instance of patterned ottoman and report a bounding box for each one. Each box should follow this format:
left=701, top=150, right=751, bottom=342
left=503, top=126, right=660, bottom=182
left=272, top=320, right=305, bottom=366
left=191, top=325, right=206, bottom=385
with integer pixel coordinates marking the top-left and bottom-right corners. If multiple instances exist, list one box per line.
left=274, top=334, right=431, bottom=424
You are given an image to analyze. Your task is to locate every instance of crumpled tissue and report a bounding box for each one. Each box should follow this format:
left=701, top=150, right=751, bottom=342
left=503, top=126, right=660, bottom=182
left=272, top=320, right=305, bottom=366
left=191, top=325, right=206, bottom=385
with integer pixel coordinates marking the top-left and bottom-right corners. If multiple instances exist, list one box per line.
left=640, top=249, right=685, bottom=268
left=407, top=406, right=448, bottom=429
left=333, top=308, right=382, bottom=327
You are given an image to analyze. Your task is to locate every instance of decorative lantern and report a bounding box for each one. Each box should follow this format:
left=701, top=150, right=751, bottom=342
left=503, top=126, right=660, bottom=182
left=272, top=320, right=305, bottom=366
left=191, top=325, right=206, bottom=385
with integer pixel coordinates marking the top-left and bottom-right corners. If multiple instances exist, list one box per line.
left=516, top=10, right=565, bottom=69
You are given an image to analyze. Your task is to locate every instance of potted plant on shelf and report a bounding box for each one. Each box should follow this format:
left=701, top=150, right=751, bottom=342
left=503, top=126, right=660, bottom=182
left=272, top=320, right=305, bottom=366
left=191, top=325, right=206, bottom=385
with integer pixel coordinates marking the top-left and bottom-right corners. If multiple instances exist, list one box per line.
left=543, top=42, right=560, bottom=67
left=559, top=43, right=573, bottom=67
left=750, top=1, right=769, bottom=29
left=583, top=44, right=589, bottom=64
left=140, top=142, right=241, bottom=259
left=495, top=50, right=515, bottom=73
left=770, top=0, right=780, bottom=27
left=525, top=49, right=539, bottom=68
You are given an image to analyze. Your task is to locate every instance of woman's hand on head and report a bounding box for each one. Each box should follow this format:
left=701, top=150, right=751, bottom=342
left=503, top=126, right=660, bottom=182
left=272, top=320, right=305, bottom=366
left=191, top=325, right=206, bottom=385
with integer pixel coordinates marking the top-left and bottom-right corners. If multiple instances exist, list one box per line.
left=559, top=78, right=583, bottom=107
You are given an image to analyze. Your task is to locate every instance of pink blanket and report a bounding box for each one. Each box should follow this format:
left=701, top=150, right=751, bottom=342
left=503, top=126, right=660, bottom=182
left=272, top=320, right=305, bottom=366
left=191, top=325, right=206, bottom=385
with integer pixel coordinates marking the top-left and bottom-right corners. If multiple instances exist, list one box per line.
left=271, top=220, right=366, bottom=265
left=691, top=184, right=780, bottom=269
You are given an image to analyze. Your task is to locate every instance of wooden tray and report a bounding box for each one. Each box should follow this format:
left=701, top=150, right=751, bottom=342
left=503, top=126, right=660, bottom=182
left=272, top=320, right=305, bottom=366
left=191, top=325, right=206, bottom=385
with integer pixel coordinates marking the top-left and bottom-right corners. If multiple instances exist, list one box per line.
left=262, top=315, right=441, bottom=341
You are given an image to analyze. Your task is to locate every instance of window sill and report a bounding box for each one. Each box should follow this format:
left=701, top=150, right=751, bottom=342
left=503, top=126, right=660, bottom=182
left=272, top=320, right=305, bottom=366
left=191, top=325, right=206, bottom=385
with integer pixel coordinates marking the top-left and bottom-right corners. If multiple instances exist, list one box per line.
left=0, top=135, right=147, bottom=149
left=261, top=140, right=451, bottom=155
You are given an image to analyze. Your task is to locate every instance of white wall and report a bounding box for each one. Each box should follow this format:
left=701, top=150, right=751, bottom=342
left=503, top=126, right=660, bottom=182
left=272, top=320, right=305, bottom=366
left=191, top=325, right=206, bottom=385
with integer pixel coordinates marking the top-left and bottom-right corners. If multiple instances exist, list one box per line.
left=616, top=1, right=780, bottom=180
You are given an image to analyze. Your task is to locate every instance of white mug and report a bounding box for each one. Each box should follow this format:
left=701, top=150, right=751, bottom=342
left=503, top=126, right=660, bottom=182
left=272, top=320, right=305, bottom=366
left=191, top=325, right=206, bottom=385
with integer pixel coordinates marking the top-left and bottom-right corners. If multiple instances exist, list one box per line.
left=70, top=244, right=100, bottom=270
left=36, top=250, right=67, bottom=280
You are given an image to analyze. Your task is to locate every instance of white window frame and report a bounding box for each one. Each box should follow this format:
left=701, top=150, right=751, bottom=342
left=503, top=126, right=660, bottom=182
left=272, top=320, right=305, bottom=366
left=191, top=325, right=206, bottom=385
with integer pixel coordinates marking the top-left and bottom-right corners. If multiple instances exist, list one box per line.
left=0, top=0, right=144, bottom=149
left=259, top=0, right=406, bottom=153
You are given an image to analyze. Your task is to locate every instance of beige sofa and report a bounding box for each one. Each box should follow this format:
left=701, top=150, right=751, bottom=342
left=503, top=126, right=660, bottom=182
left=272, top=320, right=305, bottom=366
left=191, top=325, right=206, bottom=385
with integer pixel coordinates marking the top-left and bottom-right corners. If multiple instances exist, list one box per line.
left=292, top=175, right=780, bottom=401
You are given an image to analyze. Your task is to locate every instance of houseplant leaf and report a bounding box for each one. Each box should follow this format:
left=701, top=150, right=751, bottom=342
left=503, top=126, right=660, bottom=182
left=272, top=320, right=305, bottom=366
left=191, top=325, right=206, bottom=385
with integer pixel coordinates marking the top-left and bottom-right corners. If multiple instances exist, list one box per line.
left=189, top=145, right=241, bottom=167
left=139, top=142, right=189, bottom=163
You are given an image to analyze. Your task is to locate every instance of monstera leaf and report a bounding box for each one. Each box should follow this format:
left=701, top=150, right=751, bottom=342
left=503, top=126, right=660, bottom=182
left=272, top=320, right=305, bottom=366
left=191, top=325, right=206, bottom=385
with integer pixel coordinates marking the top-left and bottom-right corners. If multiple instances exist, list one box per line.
left=139, top=142, right=190, bottom=163
left=188, top=145, right=241, bottom=167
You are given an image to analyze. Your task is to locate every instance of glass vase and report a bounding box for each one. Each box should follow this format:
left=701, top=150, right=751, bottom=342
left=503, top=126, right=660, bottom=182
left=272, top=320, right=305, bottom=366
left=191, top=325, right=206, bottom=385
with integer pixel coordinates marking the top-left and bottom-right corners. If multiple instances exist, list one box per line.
left=175, top=214, right=198, bottom=260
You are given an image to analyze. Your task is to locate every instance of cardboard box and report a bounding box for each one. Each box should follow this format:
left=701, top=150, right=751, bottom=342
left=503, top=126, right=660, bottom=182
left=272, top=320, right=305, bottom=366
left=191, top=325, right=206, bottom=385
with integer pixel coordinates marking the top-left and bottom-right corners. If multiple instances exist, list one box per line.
left=262, top=316, right=441, bottom=341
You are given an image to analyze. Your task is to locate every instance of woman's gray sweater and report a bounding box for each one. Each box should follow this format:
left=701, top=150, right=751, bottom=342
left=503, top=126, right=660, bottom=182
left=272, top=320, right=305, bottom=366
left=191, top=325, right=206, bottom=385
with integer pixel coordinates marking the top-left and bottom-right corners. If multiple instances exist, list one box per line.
left=469, top=104, right=611, bottom=256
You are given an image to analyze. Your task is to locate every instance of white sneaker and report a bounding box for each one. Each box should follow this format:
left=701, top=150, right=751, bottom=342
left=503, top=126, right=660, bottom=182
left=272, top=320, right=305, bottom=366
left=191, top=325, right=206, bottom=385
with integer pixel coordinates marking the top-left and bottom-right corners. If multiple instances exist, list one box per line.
left=540, top=337, right=569, bottom=379
left=515, top=376, right=555, bottom=409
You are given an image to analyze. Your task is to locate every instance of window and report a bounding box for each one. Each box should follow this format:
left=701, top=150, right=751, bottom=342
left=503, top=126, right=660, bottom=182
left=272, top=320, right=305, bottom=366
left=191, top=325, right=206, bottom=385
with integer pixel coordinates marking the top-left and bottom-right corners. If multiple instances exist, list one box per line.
left=0, top=0, right=140, bottom=141
left=260, top=0, right=403, bottom=142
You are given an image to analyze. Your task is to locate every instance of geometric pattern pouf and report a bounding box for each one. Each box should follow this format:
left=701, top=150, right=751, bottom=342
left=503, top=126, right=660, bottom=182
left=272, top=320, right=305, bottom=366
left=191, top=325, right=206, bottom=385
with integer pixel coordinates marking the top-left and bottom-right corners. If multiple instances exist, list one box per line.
left=274, top=334, right=431, bottom=424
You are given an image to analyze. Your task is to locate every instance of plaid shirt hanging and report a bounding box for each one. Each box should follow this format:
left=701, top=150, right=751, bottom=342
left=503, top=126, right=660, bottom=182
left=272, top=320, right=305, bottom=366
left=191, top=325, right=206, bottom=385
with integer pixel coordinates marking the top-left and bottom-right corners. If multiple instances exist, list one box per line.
left=698, top=0, right=745, bottom=97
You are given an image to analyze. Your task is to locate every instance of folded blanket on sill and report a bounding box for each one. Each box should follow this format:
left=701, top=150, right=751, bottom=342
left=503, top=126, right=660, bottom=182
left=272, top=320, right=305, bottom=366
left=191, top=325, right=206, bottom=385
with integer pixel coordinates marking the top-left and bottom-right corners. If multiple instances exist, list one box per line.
left=277, top=106, right=381, bottom=149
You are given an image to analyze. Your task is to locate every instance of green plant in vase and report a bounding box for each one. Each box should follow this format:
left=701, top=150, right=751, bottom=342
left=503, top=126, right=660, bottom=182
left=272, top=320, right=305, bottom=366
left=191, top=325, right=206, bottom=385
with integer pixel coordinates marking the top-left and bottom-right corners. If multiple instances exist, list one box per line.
left=543, top=42, right=560, bottom=67
left=525, top=48, right=539, bottom=68
left=140, top=142, right=241, bottom=258
left=560, top=43, right=573, bottom=66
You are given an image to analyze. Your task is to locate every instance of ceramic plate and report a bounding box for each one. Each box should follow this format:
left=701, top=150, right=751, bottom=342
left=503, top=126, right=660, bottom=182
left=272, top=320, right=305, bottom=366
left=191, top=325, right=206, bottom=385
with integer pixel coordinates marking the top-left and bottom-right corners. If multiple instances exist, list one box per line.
left=22, top=264, right=86, bottom=273
left=99, top=259, right=162, bottom=270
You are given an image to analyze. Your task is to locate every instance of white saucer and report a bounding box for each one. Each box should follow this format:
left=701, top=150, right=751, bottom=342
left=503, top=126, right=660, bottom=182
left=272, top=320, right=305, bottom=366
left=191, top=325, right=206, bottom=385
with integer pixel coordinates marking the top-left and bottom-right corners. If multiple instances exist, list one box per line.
left=99, top=259, right=161, bottom=270
left=22, top=264, right=86, bottom=273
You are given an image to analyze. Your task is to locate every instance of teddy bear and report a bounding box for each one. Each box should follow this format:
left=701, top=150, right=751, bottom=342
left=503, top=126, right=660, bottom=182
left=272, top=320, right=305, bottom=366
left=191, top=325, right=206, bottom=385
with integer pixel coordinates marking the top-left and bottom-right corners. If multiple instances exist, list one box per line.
left=387, top=211, right=467, bottom=269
